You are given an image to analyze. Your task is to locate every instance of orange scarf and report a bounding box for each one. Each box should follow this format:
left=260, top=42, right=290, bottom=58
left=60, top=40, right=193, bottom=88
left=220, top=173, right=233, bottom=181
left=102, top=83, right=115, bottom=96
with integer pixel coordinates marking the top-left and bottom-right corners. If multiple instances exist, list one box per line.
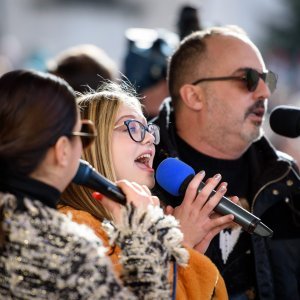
left=59, top=205, right=228, bottom=300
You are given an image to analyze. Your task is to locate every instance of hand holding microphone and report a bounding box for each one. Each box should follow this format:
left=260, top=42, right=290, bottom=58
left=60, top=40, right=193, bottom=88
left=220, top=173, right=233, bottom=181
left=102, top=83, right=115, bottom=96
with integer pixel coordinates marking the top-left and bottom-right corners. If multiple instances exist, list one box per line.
left=165, top=169, right=238, bottom=253
left=156, top=158, right=273, bottom=237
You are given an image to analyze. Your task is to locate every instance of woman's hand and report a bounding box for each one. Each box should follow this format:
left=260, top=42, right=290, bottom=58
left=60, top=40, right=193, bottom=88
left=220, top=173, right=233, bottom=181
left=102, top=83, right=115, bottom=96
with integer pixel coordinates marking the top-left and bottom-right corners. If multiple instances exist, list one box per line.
left=165, top=171, right=237, bottom=254
left=93, top=179, right=159, bottom=224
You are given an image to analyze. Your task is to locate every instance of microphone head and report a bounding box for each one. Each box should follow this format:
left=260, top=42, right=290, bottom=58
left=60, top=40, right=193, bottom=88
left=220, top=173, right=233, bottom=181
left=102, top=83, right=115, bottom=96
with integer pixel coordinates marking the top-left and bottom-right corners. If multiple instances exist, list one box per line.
left=269, top=105, right=300, bottom=138
left=156, top=158, right=195, bottom=196
left=72, top=159, right=93, bottom=184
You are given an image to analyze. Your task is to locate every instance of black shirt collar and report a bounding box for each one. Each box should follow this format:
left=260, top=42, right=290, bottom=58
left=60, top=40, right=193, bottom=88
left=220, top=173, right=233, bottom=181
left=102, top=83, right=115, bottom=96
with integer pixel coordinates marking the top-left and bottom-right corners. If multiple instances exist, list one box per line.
left=0, top=172, right=60, bottom=209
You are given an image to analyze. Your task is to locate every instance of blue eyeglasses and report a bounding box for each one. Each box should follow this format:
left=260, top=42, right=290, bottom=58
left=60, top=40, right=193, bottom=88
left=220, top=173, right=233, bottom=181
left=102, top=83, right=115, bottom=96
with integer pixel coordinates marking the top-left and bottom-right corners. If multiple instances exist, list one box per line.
left=114, top=119, right=160, bottom=145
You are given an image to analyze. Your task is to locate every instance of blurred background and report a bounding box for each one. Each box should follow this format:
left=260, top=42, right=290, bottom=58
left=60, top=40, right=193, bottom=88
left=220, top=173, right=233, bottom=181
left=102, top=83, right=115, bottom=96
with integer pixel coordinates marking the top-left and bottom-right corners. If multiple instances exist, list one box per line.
left=1, top=0, right=300, bottom=163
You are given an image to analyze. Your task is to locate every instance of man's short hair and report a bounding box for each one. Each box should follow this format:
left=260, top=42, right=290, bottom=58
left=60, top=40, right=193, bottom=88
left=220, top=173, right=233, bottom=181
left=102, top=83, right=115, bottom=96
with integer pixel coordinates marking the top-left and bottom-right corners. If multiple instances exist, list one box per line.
left=167, top=25, right=248, bottom=109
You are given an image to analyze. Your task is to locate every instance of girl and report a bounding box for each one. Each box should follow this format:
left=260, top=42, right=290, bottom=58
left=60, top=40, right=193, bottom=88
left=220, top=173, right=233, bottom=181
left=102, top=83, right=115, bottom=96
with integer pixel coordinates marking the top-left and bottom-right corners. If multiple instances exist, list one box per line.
left=60, top=81, right=236, bottom=299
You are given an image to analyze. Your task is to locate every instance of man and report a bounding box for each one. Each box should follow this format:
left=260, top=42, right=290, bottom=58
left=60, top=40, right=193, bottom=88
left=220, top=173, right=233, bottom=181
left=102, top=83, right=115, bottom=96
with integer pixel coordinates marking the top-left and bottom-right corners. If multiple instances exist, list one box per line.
left=153, top=25, right=300, bottom=300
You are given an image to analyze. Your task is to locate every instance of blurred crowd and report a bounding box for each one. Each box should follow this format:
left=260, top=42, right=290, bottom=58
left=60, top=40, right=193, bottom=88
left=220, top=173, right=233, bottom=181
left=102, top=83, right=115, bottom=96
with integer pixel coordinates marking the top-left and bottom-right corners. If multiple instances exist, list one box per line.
left=1, top=5, right=300, bottom=167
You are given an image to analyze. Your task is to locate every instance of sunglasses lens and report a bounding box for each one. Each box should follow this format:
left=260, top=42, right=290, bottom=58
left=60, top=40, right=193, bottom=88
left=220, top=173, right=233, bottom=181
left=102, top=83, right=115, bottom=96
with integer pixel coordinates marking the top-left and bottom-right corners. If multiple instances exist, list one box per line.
left=80, top=121, right=96, bottom=148
left=246, top=69, right=260, bottom=92
left=246, top=69, right=278, bottom=94
left=266, top=71, right=277, bottom=93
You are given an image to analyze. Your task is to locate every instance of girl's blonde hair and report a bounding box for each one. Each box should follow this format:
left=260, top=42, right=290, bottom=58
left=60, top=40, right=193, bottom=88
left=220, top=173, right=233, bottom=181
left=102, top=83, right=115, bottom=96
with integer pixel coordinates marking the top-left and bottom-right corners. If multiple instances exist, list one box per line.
left=60, top=81, right=143, bottom=221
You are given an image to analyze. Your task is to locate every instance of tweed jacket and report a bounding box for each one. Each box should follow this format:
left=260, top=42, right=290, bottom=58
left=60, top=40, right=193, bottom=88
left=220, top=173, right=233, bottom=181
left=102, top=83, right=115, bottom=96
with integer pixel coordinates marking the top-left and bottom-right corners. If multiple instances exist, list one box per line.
left=0, top=192, right=189, bottom=299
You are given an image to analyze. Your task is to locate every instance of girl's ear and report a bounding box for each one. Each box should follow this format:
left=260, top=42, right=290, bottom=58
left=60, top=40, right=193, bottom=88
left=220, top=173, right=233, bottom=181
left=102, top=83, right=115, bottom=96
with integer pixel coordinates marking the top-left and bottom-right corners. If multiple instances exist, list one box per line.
left=179, top=84, right=203, bottom=111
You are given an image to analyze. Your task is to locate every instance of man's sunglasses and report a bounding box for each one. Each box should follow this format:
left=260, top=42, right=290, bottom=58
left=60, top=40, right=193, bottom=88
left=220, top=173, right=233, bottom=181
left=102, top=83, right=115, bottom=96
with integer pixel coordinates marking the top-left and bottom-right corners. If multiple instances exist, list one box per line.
left=114, top=119, right=160, bottom=145
left=69, top=119, right=97, bottom=148
left=192, top=68, right=278, bottom=94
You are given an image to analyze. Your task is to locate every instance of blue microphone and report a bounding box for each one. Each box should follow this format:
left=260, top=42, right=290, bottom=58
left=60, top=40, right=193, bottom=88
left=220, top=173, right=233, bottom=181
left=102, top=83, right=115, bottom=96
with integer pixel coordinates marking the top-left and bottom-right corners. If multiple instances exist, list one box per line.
left=156, top=158, right=273, bottom=237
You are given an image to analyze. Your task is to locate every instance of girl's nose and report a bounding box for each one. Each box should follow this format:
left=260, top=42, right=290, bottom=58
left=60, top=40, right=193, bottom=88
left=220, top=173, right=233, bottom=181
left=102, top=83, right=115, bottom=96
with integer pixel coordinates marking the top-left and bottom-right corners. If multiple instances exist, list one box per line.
left=142, top=130, right=155, bottom=145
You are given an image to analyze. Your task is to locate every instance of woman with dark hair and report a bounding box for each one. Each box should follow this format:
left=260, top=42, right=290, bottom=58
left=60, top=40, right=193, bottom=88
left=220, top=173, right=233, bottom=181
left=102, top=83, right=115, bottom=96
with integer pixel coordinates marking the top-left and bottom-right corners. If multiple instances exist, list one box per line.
left=0, top=69, right=187, bottom=299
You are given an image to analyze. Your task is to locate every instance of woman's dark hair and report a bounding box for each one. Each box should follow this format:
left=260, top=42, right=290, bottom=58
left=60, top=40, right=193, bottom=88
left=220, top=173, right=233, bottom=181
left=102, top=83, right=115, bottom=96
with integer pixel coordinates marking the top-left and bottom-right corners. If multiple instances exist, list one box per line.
left=0, top=69, right=77, bottom=176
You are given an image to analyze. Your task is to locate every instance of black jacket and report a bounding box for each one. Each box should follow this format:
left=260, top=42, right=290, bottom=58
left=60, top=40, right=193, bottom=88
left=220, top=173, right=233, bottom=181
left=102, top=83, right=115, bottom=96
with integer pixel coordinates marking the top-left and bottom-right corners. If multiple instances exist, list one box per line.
left=152, top=98, right=300, bottom=300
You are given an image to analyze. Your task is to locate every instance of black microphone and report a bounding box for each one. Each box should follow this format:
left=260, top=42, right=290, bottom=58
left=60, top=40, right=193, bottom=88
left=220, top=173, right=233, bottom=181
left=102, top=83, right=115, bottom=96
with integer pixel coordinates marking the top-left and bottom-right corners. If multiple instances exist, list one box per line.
left=72, top=159, right=126, bottom=205
left=156, top=158, right=273, bottom=237
left=270, top=105, right=300, bottom=138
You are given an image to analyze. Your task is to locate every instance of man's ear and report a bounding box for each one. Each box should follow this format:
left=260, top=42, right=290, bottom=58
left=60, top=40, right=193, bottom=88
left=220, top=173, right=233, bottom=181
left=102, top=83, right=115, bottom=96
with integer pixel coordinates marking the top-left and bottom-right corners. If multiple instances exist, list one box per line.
left=179, top=84, right=203, bottom=111
left=53, top=136, right=71, bottom=167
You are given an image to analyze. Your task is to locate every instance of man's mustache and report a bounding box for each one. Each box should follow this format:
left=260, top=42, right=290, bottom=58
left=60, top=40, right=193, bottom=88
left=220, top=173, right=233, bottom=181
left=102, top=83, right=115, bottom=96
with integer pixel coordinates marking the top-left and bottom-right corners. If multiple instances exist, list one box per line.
left=245, top=100, right=266, bottom=118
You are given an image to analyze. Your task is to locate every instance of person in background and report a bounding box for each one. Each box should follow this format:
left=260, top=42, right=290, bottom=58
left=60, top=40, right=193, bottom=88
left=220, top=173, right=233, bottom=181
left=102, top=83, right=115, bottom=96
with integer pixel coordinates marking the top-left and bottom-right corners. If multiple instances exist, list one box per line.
left=177, top=4, right=202, bottom=40
left=59, top=81, right=238, bottom=299
left=123, top=28, right=176, bottom=119
left=123, top=5, right=202, bottom=120
left=152, top=25, right=300, bottom=300
left=47, top=44, right=118, bottom=93
left=0, top=69, right=187, bottom=299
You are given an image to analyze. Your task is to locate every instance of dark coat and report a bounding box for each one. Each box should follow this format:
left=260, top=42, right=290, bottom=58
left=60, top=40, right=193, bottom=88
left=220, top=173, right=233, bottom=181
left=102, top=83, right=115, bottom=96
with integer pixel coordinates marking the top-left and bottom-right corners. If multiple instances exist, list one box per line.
left=152, top=97, right=300, bottom=300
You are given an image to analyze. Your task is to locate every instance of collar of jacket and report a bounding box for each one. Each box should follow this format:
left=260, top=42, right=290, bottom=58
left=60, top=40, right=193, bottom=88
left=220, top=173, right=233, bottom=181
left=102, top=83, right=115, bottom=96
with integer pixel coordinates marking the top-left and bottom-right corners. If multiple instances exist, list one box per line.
left=247, top=136, right=295, bottom=191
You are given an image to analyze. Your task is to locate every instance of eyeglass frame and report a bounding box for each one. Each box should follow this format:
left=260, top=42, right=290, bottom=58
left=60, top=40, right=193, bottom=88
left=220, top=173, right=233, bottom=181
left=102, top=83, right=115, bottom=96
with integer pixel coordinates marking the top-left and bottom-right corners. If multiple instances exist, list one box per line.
left=114, top=119, right=160, bottom=145
left=191, top=68, right=278, bottom=94
left=68, top=119, right=97, bottom=148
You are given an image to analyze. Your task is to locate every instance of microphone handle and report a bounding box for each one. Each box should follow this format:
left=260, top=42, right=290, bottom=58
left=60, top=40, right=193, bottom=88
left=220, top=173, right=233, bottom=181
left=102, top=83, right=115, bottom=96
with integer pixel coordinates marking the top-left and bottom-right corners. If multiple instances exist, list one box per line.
left=198, top=182, right=260, bottom=234
left=73, top=160, right=127, bottom=206
left=89, top=171, right=127, bottom=205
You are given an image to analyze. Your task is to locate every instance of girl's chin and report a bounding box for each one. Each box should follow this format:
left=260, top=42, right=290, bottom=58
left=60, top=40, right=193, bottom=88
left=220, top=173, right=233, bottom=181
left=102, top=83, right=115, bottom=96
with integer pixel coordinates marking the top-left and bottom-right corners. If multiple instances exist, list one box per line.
left=137, top=175, right=155, bottom=189
left=147, top=179, right=155, bottom=189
